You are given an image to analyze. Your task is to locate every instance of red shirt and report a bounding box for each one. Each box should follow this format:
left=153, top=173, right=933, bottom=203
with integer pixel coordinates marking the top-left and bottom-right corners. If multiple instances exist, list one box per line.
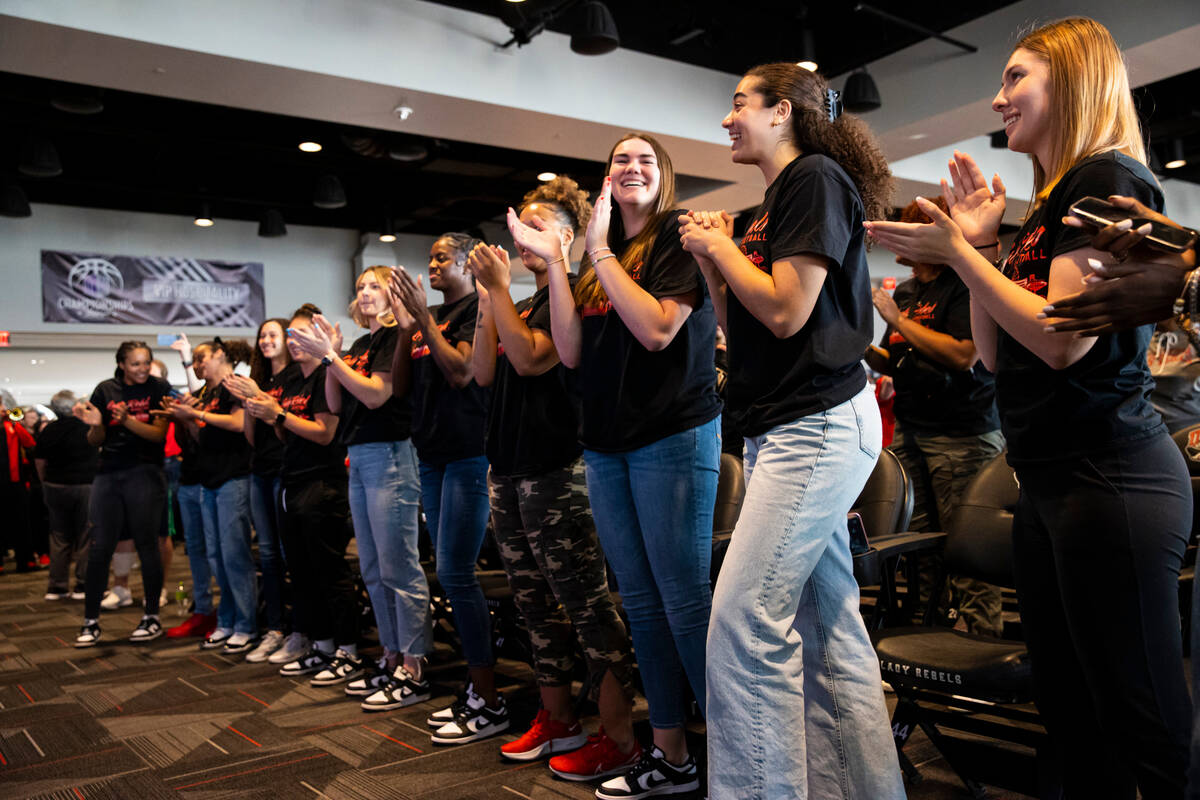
left=3, top=418, right=36, bottom=483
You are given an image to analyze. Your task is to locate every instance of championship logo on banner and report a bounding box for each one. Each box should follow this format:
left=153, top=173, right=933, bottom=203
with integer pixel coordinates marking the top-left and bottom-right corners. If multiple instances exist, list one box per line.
left=41, top=251, right=265, bottom=327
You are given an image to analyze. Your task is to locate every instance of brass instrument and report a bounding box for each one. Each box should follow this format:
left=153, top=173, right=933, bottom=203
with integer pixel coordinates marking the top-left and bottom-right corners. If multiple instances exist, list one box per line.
left=7, top=407, right=24, bottom=422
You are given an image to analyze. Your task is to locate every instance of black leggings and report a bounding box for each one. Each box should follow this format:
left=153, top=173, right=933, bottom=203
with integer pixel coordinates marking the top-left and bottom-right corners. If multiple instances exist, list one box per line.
left=280, top=478, right=359, bottom=647
left=1013, top=434, right=1192, bottom=799
left=84, top=464, right=166, bottom=619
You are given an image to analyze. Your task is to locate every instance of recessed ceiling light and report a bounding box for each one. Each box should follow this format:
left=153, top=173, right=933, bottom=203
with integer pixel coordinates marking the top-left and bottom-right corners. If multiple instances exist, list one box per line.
left=796, top=60, right=818, bottom=72
left=907, top=133, right=928, bottom=140
left=538, top=172, right=557, bottom=182
left=298, top=141, right=322, bottom=153
left=1166, top=159, right=1186, bottom=169
left=394, top=105, right=414, bottom=121
left=379, top=233, right=397, bottom=243
left=194, top=202, right=214, bottom=227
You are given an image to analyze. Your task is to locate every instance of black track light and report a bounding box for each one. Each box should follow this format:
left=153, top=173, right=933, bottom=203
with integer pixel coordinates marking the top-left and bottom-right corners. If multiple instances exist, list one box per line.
left=19, top=137, right=63, bottom=178
left=313, top=175, right=347, bottom=209
left=49, top=85, right=104, bottom=115
left=571, top=2, right=619, bottom=55
left=259, top=208, right=287, bottom=237
left=0, top=182, right=32, bottom=218
left=842, top=69, right=881, bottom=113
left=194, top=202, right=214, bottom=227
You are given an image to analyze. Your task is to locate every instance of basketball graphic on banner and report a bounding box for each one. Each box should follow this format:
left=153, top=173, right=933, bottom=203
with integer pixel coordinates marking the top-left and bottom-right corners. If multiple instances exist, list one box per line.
left=68, top=258, right=124, bottom=299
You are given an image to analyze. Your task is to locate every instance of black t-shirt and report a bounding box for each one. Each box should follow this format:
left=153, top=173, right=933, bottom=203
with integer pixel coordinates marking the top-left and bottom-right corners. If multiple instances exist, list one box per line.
left=195, top=384, right=252, bottom=489
left=578, top=211, right=722, bottom=451
left=278, top=364, right=347, bottom=488
left=996, top=151, right=1165, bottom=464
left=884, top=269, right=1000, bottom=436
left=177, top=385, right=207, bottom=486
left=34, top=417, right=98, bottom=484
left=728, top=154, right=871, bottom=437
left=339, top=326, right=413, bottom=446
left=251, top=363, right=295, bottom=476
left=89, top=376, right=170, bottom=473
left=411, top=293, right=490, bottom=465
left=487, top=279, right=583, bottom=477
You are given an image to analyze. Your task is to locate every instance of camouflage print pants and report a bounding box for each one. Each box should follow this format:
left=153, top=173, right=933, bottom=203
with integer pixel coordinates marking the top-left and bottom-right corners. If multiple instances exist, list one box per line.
left=488, top=459, right=634, bottom=702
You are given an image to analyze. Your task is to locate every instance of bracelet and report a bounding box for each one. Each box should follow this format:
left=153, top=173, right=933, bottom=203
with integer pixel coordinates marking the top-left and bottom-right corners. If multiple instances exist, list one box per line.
left=181, top=360, right=192, bottom=368
left=587, top=247, right=613, bottom=262
left=546, top=255, right=565, bottom=267
left=200, top=410, right=206, bottom=422
left=1172, top=269, right=1193, bottom=317
left=590, top=252, right=618, bottom=265
left=973, top=242, right=1000, bottom=250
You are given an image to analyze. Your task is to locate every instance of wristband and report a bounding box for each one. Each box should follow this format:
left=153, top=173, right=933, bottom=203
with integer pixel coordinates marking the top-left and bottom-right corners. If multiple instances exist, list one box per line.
left=200, top=410, right=206, bottom=422
left=181, top=360, right=192, bottom=368
left=275, top=411, right=287, bottom=427
left=320, top=355, right=333, bottom=366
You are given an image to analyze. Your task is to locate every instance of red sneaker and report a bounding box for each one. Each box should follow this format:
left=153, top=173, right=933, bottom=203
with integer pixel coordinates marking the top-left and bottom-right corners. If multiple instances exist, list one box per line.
left=548, top=728, right=642, bottom=781
left=167, top=612, right=217, bottom=638
left=500, top=709, right=588, bottom=761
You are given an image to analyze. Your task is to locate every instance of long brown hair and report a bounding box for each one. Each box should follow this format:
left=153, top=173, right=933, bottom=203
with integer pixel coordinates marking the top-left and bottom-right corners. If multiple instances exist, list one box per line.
left=574, top=133, right=678, bottom=310
left=1014, top=17, right=1147, bottom=207
left=249, top=318, right=292, bottom=385
left=743, top=62, right=893, bottom=222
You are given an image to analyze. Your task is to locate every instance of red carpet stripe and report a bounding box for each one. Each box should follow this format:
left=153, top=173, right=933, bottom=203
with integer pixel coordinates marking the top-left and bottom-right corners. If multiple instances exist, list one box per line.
left=360, top=725, right=422, bottom=754
left=16, top=685, right=33, bottom=704
left=188, top=655, right=219, bottom=673
left=237, top=689, right=270, bottom=708
left=171, top=752, right=329, bottom=790
left=226, top=726, right=262, bottom=747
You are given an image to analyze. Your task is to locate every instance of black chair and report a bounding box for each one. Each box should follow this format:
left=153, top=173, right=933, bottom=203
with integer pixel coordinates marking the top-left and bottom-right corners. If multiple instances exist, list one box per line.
left=853, top=447, right=914, bottom=540
left=870, top=453, right=1057, bottom=799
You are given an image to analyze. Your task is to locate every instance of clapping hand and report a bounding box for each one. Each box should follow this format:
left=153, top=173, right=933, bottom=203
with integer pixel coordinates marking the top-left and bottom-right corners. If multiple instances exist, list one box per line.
left=244, top=394, right=281, bottom=422
left=865, top=196, right=973, bottom=269
left=941, top=151, right=1006, bottom=246
left=223, top=374, right=261, bottom=400
left=678, top=210, right=734, bottom=259
left=466, top=243, right=512, bottom=293
left=389, top=267, right=431, bottom=327
left=74, top=400, right=102, bottom=427
left=506, top=209, right=567, bottom=267
left=583, top=177, right=613, bottom=255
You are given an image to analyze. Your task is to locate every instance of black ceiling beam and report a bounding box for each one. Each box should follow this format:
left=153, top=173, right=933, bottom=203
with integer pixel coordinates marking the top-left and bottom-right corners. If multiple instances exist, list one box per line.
left=853, top=4, right=978, bottom=54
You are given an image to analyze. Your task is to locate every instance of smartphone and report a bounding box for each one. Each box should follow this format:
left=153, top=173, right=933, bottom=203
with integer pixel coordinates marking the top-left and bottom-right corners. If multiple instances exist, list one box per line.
left=157, top=333, right=181, bottom=347
left=847, top=512, right=870, bottom=556
left=1068, top=196, right=1198, bottom=253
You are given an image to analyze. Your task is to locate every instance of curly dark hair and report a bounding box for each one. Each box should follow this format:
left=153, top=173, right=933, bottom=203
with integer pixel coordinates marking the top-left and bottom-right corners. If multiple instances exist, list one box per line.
left=744, top=63, right=893, bottom=221
left=520, top=175, right=592, bottom=235
left=249, top=317, right=293, bottom=386
left=435, top=232, right=483, bottom=265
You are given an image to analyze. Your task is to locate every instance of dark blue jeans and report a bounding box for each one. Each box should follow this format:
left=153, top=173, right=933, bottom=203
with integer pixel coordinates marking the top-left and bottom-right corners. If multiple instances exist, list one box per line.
left=584, top=417, right=720, bottom=728
left=249, top=472, right=286, bottom=631
left=419, top=455, right=492, bottom=667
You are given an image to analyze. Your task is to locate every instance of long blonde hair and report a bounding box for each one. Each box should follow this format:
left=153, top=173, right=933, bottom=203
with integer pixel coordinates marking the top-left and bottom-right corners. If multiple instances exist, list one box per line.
left=349, top=265, right=397, bottom=329
left=1015, top=17, right=1147, bottom=207
left=574, top=133, right=677, bottom=310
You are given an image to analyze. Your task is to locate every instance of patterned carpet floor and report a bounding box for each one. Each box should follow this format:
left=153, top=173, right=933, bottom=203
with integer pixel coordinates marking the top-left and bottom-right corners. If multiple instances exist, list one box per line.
left=0, top=546, right=1034, bottom=799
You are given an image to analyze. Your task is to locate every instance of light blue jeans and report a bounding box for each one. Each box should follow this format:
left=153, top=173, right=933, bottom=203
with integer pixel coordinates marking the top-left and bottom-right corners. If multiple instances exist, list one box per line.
left=201, top=477, right=257, bottom=635
left=249, top=472, right=286, bottom=631
left=349, top=440, right=430, bottom=657
left=177, top=482, right=212, bottom=615
left=584, top=416, right=720, bottom=728
left=419, top=455, right=492, bottom=667
left=706, top=388, right=904, bottom=800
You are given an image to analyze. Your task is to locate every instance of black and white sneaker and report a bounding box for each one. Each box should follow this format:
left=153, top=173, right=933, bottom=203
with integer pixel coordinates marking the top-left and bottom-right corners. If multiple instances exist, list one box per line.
left=279, top=648, right=334, bottom=677
left=361, top=667, right=432, bottom=712
left=344, top=657, right=391, bottom=697
left=222, top=632, right=257, bottom=655
left=426, top=682, right=477, bottom=728
left=75, top=621, right=101, bottom=648
left=430, top=693, right=509, bottom=744
left=309, top=649, right=364, bottom=687
left=595, top=746, right=699, bottom=799
left=129, top=616, right=163, bottom=643
left=200, top=628, right=233, bottom=650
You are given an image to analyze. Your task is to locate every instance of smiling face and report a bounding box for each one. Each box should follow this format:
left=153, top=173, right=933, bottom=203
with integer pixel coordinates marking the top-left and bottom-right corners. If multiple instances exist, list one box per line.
left=607, top=138, right=662, bottom=215
left=121, top=347, right=153, bottom=385
left=993, top=48, right=1053, bottom=166
left=258, top=320, right=285, bottom=360
left=428, top=238, right=468, bottom=292
left=723, top=76, right=785, bottom=165
left=355, top=271, right=388, bottom=320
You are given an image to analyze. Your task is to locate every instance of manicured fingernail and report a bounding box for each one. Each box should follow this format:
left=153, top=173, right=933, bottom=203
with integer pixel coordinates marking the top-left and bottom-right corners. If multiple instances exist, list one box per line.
left=1115, top=219, right=1133, bottom=231
left=1042, top=305, right=1055, bottom=313
left=1044, top=326, right=1056, bottom=333
left=1087, top=258, right=1103, bottom=269
left=1137, top=223, right=1152, bottom=234
left=1035, top=312, right=1046, bottom=319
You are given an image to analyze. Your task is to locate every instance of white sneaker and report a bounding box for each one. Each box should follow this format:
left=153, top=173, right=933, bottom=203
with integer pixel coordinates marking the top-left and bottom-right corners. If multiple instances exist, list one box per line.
left=245, top=630, right=285, bottom=663
left=223, top=632, right=257, bottom=655
left=100, top=585, right=133, bottom=610
left=268, top=632, right=310, bottom=665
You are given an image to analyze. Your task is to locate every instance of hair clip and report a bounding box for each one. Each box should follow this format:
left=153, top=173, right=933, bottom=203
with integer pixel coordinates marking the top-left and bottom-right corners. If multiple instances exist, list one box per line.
left=825, top=88, right=843, bottom=123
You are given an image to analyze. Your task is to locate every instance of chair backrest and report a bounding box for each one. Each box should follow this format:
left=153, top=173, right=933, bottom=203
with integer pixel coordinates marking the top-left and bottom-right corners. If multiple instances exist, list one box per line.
left=852, top=447, right=913, bottom=540
left=1171, top=425, right=1200, bottom=539
left=713, top=452, right=745, bottom=534
left=943, top=452, right=1020, bottom=588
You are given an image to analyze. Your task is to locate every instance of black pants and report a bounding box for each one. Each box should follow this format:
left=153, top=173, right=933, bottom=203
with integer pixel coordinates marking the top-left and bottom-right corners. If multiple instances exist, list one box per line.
left=84, top=464, right=165, bottom=619
left=0, top=480, right=33, bottom=567
left=280, top=478, right=358, bottom=646
left=43, top=482, right=91, bottom=593
left=1014, top=434, right=1192, bottom=799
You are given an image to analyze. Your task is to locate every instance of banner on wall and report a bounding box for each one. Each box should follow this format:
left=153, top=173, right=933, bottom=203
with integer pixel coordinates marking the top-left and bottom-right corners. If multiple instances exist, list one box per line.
left=41, top=250, right=265, bottom=327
